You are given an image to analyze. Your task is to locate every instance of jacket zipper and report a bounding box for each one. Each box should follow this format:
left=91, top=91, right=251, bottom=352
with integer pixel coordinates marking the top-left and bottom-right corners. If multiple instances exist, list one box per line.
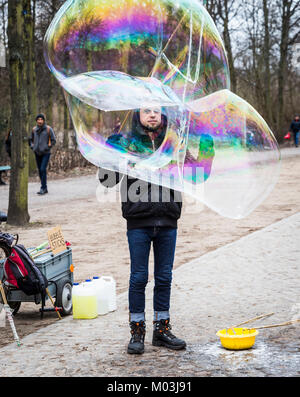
left=149, top=132, right=155, bottom=151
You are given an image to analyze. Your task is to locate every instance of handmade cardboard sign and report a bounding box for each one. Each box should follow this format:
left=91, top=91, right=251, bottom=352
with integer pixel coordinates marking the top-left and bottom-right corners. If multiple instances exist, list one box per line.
left=47, top=226, right=66, bottom=255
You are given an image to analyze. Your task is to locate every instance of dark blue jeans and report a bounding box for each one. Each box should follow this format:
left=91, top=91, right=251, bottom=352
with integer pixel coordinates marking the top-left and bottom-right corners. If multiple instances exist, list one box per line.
left=127, top=227, right=177, bottom=322
left=35, top=153, right=50, bottom=190
left=293, top=132, right=299, bottom=147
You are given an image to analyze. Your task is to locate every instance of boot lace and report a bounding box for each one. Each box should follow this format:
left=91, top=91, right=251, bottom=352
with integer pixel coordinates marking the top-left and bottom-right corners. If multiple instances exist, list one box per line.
left=130, top=322, right=145, bottom=342
left=156, top=319, right=176, bottom=339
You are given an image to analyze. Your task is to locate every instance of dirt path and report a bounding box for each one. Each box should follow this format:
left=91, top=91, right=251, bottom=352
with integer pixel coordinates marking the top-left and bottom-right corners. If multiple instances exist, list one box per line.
left=0, top=147, right=299, bottom=348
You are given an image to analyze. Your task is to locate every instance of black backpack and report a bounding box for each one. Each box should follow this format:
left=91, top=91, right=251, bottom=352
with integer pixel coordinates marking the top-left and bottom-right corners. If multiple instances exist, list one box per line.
left=0, top=233, right=48, bottom=297
left=3, top=243, right=48, bottom=296
left=1, top=232, right=49, bottom=317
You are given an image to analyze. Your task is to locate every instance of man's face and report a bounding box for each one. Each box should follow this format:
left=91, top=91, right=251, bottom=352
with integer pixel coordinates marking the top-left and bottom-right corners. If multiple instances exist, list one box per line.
left=139, top=108, right=162, bottom=130
left=36, top=117, right=45, bottom=127
left=295, top=117, right=300, bottom=122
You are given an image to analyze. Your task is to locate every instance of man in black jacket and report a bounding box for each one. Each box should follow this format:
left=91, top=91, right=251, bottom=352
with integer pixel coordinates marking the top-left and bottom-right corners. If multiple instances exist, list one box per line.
left=29, top=114, right=56, bottom=195
left=289, top=115, right=300, bottom=147
left=99, top=108, right=186, bottom=354
left=5, top=129, right=12, bottom=158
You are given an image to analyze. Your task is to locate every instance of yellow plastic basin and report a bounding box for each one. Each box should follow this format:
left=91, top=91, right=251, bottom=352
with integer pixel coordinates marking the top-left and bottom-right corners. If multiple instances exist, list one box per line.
left=216, top=328, right=259, bottom=350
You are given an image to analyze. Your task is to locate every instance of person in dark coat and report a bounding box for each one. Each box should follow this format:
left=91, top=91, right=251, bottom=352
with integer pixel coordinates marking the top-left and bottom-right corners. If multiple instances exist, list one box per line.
left=99, top=108, right=186, bottom=354
left=29, top=114, right=56, bottom=195
left=289, top=115, right=300, bottom=147
left=5, top=129, right=12, bottom=158
left=113, top=117, right=121, bottom=134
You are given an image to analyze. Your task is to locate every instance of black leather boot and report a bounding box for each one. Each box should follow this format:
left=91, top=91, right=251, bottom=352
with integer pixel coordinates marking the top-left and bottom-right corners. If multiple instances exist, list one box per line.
left=152, top=319, right=186, bottom=350
left=37, top=188, right=48, bottom=195
left=127, top=321, right=146, bottom=354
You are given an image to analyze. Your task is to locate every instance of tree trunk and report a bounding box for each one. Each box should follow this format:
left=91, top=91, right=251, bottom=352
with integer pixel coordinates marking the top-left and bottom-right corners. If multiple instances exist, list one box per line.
left=262, top=0, right=272, bottom=127
left=249, top=1, right=264, bottom=115
left=214, top=0, right=237, bottom=93
left=46, top=72, right=53, bottom=125
left=24, top=0, right=37, bottom=126
left=63, top=93, right=70, bottom=149
left=222, top=0, right=237, bottom=92
left=277, top=0, right=293, bottom=136
left=45, top=0, right=61, bottom=127
left=24, top=0, right=38, bottom=176
left=7, top=0, right=30, bottom=225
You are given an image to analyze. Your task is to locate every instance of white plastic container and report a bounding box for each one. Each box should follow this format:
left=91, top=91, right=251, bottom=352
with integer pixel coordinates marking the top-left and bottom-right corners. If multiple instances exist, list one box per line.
left=72, top=281, right=98, bottom=319
left=100, top=276, right=117, bottom=312
left=72, top=282, right=80, bottom=290
left=71, top=282, right=80, bottom=300
left=91, top=276, right=109, bottom=315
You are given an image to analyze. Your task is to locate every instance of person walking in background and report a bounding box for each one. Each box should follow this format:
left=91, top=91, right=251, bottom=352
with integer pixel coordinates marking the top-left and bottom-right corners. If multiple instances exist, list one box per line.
left=289, top=115, right=300, bottom=147
left=29, top=114, right=56, bottom=195
left=113, top=117, right=121, bottom=134
left=5, top=129, right=12, bottom=158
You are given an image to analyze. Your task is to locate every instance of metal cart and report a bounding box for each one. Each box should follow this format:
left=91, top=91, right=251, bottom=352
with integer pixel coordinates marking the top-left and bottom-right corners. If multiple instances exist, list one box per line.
left=0, top=247, right=74, bottom=317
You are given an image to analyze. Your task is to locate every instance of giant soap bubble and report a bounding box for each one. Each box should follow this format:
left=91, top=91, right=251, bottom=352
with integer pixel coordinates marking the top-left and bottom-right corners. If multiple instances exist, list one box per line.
left=44, top=0, right=280, bottom=219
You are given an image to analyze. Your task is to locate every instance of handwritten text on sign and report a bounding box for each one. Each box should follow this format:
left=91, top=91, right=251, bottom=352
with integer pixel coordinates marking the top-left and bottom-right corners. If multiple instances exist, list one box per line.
left=47, top=226, right=66, bottom=255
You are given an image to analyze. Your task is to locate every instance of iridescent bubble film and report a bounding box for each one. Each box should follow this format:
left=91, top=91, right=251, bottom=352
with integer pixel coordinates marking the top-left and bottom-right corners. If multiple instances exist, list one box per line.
left=44, top=0, right=280, bottom=219
left=44, top=0, right=230, bottom=99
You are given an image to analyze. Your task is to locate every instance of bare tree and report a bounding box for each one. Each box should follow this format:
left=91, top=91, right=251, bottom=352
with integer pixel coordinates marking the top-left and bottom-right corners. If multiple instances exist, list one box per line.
left=26, top=0, right=38, bottom=175
left=7, top=0, right=32, bottom=225
left=205, top=0, right=239, bottom=92
left=217, top=0, right=239, bottom=92
left=0, top=0, right=7, bottom=48
left=26, top=0, right=37, bottom=126
left=276, top=0, right=300, bottom=136
left=262, top=0, right=272, bottom=125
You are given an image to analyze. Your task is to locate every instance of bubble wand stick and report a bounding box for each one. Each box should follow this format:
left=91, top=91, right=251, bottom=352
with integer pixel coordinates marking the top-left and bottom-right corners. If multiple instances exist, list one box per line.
left=0, top=280, right=21, bottom=347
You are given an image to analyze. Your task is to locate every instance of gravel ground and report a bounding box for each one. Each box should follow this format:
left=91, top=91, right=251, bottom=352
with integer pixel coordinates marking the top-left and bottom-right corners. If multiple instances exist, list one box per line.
left=0, top=211, right=299, bottom=378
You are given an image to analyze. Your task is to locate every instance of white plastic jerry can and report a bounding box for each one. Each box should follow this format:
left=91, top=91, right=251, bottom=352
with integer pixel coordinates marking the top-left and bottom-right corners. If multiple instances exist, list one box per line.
left=72, top=281, right=98, bottom=319
left=91, top=276, right=109, bottom=315
left=100, top=276, right=117, bottom=312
